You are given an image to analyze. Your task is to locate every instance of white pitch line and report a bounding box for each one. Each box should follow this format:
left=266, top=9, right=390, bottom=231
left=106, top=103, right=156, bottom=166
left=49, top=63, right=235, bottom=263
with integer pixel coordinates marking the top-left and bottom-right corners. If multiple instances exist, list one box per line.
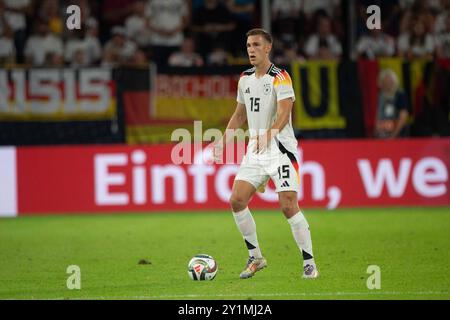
left=47, top=291, right=450, bottom=300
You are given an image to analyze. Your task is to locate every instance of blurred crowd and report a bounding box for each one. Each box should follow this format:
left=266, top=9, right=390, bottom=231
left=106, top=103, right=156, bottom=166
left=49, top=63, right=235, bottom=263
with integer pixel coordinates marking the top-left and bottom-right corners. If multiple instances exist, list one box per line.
left=355, top=0, right=450, bottom=60
left=0, top=0, right=449, bottom=67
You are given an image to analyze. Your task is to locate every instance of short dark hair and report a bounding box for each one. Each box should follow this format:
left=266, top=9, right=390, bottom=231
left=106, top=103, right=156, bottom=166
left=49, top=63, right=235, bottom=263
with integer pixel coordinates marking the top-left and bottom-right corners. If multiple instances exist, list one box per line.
left=246, top=28, right=273, bottom=44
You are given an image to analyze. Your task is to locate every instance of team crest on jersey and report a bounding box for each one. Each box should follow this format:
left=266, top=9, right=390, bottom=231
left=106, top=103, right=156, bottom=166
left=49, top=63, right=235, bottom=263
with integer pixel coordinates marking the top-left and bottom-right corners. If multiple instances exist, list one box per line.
left=263, top=83, right=271, bottom=95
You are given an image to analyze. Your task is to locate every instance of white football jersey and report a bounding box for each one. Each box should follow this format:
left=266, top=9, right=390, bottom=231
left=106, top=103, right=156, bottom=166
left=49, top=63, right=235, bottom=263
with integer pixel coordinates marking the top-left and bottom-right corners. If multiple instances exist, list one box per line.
left=237, top=64, right=298, bottom=155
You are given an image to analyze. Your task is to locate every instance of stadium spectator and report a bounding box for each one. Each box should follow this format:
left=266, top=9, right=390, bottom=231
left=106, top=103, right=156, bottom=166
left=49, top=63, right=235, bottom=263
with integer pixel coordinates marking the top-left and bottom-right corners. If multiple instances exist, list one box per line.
left=24, top=18, right=64, bottom=66
left=273, top=42, right=305, bottom=66
left=225, top=0, right=256, bottom=55
left=398, top=15, right=435, bottom=59
left=303, top=0, right=342, bottom=35
left=146, top=0, right=190, bottom=66
left=434, top=0, right=450, bottom=34
left=375, top=69, right=410, bottom=139
left=356, top=28, right=396, bottom=59
left=101, top=0, right=137, bottom=31
left=86, top=17, right=100, bottom=40
left=0, top=0, right=15, bottom=64
left=304, top=15, right=342, bottom=60
left=436, top=15, right=450, bottom=58
left=207, top=42, right=231, bottom=66
left=192, top=0, right=236, bottom=57
left=1, top=0, right=448, bottom=68
left=37, top=0, right=63, bottom=35
left=399, top=1, right=438, bottom=37
left=102, top=26, right=137, bottom=67
left=168, top=37, right=204, bottom=67
left=271, top=0, right=304, bottom=44
left=65, top=27, right=102, bottom=67
left=124, top=0, right=153, bottom=50
left=2, top=0, right=31, bottom=64
left=412, top=0, right=436, bottom=32
left=399, top=8, right=414, bottom=35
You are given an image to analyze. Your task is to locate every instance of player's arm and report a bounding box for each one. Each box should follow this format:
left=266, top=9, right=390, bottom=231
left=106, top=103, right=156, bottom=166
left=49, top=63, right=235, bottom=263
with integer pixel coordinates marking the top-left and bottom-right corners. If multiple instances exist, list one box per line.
left=391, top=109, right=409, bottom=138
left=254, top=98, right=293, bottom=153
left=213, top=103, right=246, bottom=161
left=222, top=102, right=247, bottom=143
left=391, top=92, right=409, bottom=138
left=270, top=98, right=293, bottom=137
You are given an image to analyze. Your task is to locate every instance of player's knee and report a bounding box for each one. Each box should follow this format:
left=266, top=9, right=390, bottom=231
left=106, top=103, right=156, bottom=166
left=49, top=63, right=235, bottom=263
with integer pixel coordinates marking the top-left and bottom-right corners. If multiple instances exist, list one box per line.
left=281, top=204, right=298, bottom=217
left=230, top=194, right=249, bottom=212
left=280, top=196, right=300, bottom=217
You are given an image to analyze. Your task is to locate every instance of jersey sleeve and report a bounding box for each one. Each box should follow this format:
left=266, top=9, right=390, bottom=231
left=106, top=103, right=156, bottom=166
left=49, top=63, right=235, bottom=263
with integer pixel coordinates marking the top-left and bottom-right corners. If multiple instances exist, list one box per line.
left=236, top=76, right=245, bottom=104
left=273, top=70, right=295, bottom=102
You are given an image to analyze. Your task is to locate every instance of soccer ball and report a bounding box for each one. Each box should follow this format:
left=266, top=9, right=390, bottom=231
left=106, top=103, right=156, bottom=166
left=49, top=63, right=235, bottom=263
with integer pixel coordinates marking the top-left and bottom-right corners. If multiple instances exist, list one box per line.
left=187, top=254, right=218, bottom=281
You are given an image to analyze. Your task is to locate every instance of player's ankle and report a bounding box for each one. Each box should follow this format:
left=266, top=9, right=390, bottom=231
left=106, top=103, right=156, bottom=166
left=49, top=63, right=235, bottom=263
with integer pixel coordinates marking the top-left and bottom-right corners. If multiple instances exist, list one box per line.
left=303, top=258, right=315, bottom=267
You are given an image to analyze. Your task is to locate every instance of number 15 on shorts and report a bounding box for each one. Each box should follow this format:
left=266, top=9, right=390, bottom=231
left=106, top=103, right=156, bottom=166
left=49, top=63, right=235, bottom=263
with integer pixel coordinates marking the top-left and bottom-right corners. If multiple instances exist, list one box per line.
left=278, top=165, right=290, bottom=179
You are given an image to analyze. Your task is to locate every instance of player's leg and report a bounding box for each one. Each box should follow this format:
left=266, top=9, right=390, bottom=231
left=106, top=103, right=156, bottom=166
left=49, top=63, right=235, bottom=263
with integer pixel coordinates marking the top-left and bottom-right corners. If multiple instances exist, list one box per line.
left=270, top=152, right=319, bottom=278
left=230, top=180, right=262, bottom=258
left=278, top=191, right=318, bottom=278
left=231, top=176, right=267, bottom=279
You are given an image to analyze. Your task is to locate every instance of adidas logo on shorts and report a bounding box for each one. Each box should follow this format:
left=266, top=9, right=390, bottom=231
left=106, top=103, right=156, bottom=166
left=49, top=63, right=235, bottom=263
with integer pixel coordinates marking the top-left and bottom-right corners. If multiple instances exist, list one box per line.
left=281, top=181, right=290, bottom=187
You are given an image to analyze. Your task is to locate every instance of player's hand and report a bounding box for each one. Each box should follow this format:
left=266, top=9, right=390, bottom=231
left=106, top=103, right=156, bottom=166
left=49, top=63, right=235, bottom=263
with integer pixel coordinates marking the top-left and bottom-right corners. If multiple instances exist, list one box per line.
left=213, top=140, right=224, bottom=163
left=252, top=133, right=271, bottom=154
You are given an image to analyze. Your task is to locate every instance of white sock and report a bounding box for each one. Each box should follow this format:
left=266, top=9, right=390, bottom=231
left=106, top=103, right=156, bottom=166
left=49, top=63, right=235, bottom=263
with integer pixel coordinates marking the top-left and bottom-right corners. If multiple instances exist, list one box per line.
left=288, top=211, right=315, bottom=266
left=233, top=207, right=263, bottom=258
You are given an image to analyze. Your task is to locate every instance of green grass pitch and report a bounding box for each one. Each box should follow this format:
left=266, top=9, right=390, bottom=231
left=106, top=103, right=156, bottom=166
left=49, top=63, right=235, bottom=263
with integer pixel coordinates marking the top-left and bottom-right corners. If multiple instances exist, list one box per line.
left=0, top=207, right=449, bottom=300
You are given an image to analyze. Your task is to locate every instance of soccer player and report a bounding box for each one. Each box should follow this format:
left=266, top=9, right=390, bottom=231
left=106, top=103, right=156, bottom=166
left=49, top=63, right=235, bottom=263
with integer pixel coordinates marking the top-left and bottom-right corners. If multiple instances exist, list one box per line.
left=214, top=28, right=319, bottom=279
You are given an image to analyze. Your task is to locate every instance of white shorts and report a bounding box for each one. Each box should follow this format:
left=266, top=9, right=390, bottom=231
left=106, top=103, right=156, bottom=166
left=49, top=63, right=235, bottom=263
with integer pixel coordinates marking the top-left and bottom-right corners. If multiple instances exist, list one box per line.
left=234, top=145, right=300, bottom=193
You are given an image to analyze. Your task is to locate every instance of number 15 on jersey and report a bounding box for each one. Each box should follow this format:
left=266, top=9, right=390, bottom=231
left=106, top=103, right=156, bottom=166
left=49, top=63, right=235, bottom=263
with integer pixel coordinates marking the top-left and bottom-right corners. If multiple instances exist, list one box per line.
left=250, top=97, right=260, bottom=112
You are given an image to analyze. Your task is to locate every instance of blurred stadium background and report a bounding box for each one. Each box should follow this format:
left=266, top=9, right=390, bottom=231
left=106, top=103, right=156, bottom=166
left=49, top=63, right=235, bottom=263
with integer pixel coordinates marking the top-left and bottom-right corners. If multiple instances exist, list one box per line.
left=0, top=0, right=449, bottom=300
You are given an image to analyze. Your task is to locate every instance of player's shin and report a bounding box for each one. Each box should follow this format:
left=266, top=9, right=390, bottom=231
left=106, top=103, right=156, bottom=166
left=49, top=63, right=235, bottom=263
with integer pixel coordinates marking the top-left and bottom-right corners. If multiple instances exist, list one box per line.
left=233, top=207, right=263, bottom=258
left=287, top=211, right=315, bottom=266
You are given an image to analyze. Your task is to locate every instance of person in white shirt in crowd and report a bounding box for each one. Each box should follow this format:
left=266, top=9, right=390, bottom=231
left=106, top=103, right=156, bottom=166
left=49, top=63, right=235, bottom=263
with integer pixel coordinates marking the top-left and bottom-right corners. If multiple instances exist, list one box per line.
left=24, top=18, right=64, bottom=66
left=145, top=0, right=190, bottom=66
left=207, top=42, right=230, bottom=66
left=125, top=0, right=153, bottom=50
left=434, top=0, right=450, bottom=34
left=2, top=0, right=31, bottom=63
left=85, top=18, right=102, bottom=62
left=398, top=15, right=435, bottom=59
left=168, top=36, right=204, bottom=67
left=304, top=15, right=342, bottom=59
left=64, top=22, right=102, bottom=67
left=356, top=27, right=396, bottom=59
left=436, top=15, right=450, bottom=58
left=102, top=26, right=137, bottom=67
left=0, top=0, right=15, bottom=64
